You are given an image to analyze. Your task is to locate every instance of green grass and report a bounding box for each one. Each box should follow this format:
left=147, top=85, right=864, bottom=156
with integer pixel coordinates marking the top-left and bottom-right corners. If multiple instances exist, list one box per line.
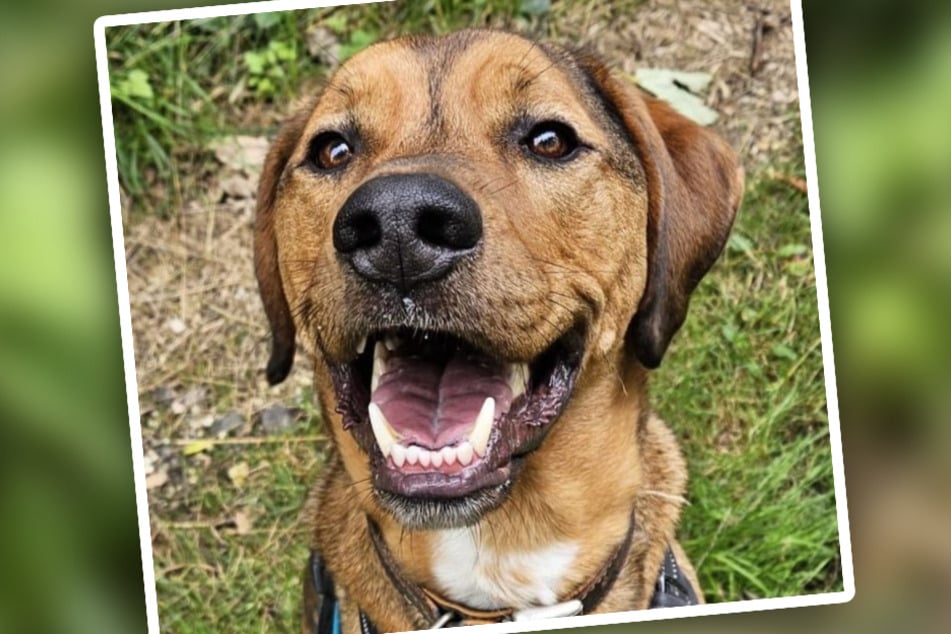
left=112, top=1, right=842, bottom=631
left=154, top=441, right=322, bottom=632
left=106, top=0, right=579, bottom=216
left=107, top=12, right=312, bottom=215
left=654, top=162, right=842, bottom=601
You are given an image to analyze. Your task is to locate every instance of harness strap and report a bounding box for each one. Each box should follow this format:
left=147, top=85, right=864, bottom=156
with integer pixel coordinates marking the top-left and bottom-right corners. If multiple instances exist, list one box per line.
left=648, top=547, right=700, bottom=608
left=308, top=552, right=340, bottom=634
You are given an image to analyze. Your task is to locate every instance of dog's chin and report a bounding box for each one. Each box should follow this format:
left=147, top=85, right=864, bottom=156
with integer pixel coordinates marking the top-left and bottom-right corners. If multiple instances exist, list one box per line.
left=374, top=480, right=514, bottom=530
left=328, top=325, right=584, bottom=530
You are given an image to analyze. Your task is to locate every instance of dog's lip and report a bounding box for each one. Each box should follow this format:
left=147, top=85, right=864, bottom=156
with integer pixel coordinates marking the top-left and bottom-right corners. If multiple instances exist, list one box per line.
left=378, top=461, right=512, bottom=499
left=329, top=324, right=584, bottom=503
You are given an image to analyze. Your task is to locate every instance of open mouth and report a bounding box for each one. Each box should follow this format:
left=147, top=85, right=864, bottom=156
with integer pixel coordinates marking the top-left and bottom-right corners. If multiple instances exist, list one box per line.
left=328, top=326, right=584, bottom=527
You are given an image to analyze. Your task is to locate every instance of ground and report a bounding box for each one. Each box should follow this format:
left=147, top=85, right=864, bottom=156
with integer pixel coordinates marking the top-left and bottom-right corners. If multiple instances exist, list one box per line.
left=114, top=1, right=840, bottom=631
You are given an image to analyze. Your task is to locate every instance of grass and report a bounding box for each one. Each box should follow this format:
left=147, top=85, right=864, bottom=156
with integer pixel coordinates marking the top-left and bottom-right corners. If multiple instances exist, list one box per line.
left=106, top=0, right=596, bottom=216
left=655, top=163, right=841, bottom=601
left=110, top=1, right=842, bottom=631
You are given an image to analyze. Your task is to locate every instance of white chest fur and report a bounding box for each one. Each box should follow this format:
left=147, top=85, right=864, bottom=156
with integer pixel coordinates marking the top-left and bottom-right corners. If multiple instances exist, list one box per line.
left=430, top=529, right=579, bottom=610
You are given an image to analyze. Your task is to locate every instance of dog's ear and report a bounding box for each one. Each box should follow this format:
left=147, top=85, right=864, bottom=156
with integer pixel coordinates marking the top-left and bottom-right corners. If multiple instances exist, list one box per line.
left=254, top=105, right=312, bottom=384
left=585, top=62, right=744, bottom=368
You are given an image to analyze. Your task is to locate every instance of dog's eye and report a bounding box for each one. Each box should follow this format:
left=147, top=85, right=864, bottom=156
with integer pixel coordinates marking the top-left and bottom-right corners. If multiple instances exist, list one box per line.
left=309, top=132, right=353, bottom=171
left=525, top=122, right=580, bottom=161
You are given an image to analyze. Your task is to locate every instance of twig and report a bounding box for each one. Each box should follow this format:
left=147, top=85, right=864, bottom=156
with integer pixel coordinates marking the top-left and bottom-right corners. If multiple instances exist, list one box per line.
left=169, top=435, right=326, bottom=447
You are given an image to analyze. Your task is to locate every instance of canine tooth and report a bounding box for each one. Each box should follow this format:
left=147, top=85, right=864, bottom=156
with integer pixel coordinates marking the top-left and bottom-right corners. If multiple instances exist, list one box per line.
left=419, top=449, right=431, bottom=468
left=371, top=341, right=388, bottom=393
left=441, top=446, right=457, bottom=466
left=405, top=445, right=420, bottom=466
left=508, top=363, right=530, bottom=399
left=391, top=443, right=406, bottom=468
left=469, top=397, right=495, bottom=458
left=356, top=336, right=367, bottom=355
left=368, top=403, right=396, bottom=458
left=456, top=441, right=474, bottom=466
left=431, top=450, right=443, bottom=468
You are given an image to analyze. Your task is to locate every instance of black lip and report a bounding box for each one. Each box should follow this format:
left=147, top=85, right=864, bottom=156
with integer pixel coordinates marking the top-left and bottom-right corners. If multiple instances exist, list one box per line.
left=329, top=325, right=584, bottom=527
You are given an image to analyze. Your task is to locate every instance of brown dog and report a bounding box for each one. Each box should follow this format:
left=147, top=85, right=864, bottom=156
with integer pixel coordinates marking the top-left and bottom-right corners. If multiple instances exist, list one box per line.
left=255, top=29, right=742, bottom=633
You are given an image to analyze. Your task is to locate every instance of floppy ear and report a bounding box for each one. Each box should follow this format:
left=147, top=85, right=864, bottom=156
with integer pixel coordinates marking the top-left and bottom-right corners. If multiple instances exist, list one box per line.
left=254, top=105, right=313, bottom=385
left=585, top=63, right=744, bottom=368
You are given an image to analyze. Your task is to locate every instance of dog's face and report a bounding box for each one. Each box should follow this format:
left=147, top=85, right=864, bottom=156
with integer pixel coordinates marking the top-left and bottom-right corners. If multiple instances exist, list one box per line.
left=256, top=30, right=742, bottom=529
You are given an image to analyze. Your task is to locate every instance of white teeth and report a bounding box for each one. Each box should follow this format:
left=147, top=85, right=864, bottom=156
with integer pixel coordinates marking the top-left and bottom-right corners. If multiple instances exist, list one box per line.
left=508, top=363, right=530, bottom=400
left=384, top=335, right=402, bottom=352
left=441, top=446, right=457, bottom=466
left=368, top=403, right=396, bottom=458
left=356, top=336, right=367, bottom=355
left=390, top=443, right=406, bottom=468
left=456, top=441, right=474, bottom=466
left=469, top=397, right=495, bottom=458
left=371, top=341, right=387, bottom=393
left=386, top=442, right=479, bottom=469
left=418, top=449, right=431, bottom=468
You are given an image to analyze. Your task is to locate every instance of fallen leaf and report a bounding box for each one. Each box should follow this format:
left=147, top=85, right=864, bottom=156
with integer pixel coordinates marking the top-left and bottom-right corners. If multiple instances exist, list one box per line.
left=208, top=136, right=270, bottom=173
left=632, top=69, right=720, bottom=126
left=182, top=440, right=213, bottom=456
left=233, top=510, right=253, bottom=535
left=218, top=173, right=257, bottom=200
left=227, top=462, right=250, bottom=488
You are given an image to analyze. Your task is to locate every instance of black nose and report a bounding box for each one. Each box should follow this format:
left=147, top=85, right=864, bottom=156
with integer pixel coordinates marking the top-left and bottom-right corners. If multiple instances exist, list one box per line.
left=333, top=173, right=483, bottom=291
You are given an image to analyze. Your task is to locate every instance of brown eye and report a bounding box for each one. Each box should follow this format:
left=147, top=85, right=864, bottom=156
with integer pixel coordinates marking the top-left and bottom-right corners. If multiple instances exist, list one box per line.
left=310, top=132, right=353, bottom=171
left=525, top=121, right=580, bottom=160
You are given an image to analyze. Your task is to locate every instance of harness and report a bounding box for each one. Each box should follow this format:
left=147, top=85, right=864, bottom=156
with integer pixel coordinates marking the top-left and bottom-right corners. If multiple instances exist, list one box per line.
left=306, top=513, right=698, bottom=633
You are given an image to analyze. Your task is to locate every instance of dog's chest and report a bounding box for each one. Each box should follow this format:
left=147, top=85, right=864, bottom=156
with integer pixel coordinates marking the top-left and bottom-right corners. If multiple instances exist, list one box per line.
left=430, top=529, right=579, bottom=610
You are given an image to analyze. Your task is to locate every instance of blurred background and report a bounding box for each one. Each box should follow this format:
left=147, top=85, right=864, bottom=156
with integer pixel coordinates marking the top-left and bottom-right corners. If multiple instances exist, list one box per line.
left=1, top=0, right=949, bottom=632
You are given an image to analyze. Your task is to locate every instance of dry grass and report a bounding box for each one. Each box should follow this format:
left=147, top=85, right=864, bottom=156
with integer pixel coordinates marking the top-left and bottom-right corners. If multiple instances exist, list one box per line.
left=117, top=1, right=838, bottom=631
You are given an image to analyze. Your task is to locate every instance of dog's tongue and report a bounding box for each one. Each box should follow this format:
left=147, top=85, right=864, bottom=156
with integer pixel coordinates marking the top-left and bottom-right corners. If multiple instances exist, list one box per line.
left=371, top=349, right=513, bottom=449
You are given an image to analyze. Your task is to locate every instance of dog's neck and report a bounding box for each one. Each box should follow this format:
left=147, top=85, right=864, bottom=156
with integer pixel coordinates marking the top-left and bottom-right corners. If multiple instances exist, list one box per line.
left=376, top=359, right=649, bottom=611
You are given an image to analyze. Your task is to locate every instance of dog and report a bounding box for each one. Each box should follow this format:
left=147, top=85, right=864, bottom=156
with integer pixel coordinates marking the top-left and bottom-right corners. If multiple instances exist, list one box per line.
left=254, top=29, right=742, bottom=634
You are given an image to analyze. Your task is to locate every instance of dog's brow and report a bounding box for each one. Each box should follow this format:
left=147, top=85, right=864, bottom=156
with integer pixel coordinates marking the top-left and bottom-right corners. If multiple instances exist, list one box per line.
left=328, top=82, right=357, bottom=105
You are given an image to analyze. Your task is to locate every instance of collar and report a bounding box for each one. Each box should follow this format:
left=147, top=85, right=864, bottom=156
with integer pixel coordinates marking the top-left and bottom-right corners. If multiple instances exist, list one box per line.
left=366, top=509, right=638, bottom=629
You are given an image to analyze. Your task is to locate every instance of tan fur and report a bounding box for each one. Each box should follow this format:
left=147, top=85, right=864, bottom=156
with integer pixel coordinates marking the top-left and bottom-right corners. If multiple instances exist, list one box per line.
left=257, top=29, right=742, bottom=633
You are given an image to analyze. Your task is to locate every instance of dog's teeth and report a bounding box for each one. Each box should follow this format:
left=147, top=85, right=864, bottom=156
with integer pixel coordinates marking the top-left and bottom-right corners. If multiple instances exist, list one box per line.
left=391, top=443, right=406, bottom=468
left=441, top=446, right=457, bottom=466
left=371, top=341, right=388, bottom=393
left=368, top=403, right=396, bottom=458
left=356, top=336, right=367, bottom=355
left=456, top=441, right=474, bottom=466
left=418, top=449, right=431, bottom=468
left=405, top=445, right=420, bottom=466
left=431, top=449, right=443, bottom=468
left=384, top=335, right=402, bottom=352
left=508, top=363, right=530, bottom=400
left=469, top=397, right=495, bottom=458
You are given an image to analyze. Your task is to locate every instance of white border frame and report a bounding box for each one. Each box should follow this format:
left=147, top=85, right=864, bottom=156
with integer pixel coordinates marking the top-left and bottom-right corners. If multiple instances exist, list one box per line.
left=94, top=1, right=854, bottom=632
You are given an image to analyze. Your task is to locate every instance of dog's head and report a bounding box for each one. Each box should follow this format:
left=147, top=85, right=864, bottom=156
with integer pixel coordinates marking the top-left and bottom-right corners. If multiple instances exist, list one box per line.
left=255, top=30, right=742, bottom=529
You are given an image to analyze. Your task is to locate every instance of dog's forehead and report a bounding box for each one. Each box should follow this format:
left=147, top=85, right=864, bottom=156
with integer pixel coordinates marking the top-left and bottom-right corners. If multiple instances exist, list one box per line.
left=308, top=31, right=607, bottom=148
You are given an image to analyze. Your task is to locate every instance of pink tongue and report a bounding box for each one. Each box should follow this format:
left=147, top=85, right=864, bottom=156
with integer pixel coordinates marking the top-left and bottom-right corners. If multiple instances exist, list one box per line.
left=371, top=350, right=513, bottom=449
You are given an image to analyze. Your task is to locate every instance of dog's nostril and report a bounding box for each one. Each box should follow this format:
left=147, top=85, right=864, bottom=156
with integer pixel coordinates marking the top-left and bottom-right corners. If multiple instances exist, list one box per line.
left=416, top=206, right=481, bottom=251
left=335, top=210, right=381, bottom=254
